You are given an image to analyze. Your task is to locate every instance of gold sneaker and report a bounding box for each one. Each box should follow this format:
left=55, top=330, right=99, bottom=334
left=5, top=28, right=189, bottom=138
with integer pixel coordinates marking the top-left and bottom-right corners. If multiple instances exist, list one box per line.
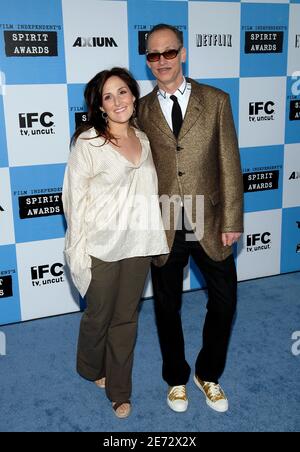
left=194, top=375, right=228, bottom=412
left=167, top=385, right=188, bottom=412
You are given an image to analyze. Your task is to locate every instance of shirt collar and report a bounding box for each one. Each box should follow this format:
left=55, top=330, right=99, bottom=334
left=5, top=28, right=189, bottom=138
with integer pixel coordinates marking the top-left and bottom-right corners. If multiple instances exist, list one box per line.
left=157, top=77, right=188, bottom=100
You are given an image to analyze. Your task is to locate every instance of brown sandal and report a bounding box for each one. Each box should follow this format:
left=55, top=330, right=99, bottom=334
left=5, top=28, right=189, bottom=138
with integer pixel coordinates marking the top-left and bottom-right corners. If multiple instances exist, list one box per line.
left=112, top=401, right=131, bottom=419
left=94, top=377, right=106, bottom=389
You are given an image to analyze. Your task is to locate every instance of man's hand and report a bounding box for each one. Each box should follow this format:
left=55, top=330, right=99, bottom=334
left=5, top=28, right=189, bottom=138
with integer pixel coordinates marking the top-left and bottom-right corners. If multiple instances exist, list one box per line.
left=221, top=232, right=242, bottom=247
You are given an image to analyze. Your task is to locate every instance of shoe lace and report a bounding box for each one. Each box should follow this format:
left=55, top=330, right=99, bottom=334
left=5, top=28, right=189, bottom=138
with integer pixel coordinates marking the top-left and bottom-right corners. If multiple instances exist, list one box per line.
left=205, top=382, right=223, bottom=400
left=170, top=385, right=186, bottom=399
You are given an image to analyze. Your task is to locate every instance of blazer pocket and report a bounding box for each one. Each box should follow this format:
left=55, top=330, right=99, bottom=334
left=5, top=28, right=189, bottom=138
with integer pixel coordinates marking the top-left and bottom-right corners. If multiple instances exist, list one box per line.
left=208, top=190, right=220, bottom=206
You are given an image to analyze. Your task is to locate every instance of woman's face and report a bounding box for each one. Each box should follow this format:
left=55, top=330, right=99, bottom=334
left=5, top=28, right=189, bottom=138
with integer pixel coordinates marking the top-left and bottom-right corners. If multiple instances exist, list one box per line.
left=101, top=76, right=135, bottom=125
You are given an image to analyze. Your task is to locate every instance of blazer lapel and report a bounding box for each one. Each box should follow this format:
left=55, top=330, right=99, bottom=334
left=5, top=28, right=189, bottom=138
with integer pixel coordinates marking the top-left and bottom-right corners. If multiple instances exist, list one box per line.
left=146, top=81, right=204, bottom=142
left=179, top=89, right=204, bottom=140
left=148, top=90, right=176, bottom=142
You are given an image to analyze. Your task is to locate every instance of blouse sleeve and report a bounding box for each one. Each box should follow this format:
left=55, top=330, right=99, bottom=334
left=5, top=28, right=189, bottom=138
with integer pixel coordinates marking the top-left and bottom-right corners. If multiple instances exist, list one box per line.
left=62, top=137, right=93, bottom=297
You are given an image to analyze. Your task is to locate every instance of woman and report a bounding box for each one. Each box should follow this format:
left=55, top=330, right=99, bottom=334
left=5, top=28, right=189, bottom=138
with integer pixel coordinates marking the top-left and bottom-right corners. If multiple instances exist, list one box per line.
left=62, top=67, right=169, bottom=418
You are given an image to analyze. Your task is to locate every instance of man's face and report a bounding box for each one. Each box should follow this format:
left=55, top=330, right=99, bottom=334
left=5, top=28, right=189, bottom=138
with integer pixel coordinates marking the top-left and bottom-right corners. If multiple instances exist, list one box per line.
left=146, top=29, right=186, bottom=88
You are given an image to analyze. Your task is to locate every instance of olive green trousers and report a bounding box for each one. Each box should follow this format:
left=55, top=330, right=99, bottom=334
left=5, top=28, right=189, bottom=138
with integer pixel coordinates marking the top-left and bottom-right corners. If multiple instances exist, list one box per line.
left=77, top=255, right=151, bottom=403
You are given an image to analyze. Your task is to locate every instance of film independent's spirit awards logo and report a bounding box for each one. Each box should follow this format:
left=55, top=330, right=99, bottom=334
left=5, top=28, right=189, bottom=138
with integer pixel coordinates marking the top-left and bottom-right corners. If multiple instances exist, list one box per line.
left=4, top=31, right=58, bottom=56
left=244, top=29, right=284, bottom=54
left=136, top=25, right=185, bottom=55
left=0, top=275, right=13, bottom=298
left=0, top=274, right=11, bottom=355
left=243, top=166, right=280, bottom=193
left=18, top=192, right=63, bottom=219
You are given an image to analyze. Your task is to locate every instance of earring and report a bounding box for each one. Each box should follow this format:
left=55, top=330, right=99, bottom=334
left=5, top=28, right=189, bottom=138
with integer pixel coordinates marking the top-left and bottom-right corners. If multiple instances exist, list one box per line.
left=102, top=111, right=108, bottom=123
left=132, top=106, right=136, bottom=118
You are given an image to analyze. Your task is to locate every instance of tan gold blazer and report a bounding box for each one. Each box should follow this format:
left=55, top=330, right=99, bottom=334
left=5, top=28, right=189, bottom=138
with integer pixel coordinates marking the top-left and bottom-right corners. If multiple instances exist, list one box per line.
left=138, top=78, right=244, bottom=265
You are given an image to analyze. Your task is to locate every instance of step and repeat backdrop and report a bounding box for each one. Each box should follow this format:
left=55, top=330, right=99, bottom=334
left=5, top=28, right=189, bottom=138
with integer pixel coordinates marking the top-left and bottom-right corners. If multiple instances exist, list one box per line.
left=0, top=0, right=299, bottom=325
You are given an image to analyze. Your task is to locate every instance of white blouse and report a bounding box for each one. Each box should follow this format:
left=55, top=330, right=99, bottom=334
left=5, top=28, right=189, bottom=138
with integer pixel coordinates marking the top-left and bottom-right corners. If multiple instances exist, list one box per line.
left=62, top=127, right=169, bottom=297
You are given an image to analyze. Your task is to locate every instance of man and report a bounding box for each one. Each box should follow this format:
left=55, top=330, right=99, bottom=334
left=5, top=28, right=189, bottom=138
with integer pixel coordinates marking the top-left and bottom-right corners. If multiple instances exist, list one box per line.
left=138, top=24, right=243, bottom=413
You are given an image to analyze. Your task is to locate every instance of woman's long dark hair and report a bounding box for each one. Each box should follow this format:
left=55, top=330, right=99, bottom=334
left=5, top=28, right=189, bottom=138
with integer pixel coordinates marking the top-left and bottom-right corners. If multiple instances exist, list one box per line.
left=71, top=67, right=140, bottom=145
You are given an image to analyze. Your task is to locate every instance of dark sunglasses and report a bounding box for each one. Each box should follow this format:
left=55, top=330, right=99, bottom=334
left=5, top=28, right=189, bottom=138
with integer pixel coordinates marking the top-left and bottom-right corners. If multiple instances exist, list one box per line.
left=146, top=47, right=182, bottom=63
